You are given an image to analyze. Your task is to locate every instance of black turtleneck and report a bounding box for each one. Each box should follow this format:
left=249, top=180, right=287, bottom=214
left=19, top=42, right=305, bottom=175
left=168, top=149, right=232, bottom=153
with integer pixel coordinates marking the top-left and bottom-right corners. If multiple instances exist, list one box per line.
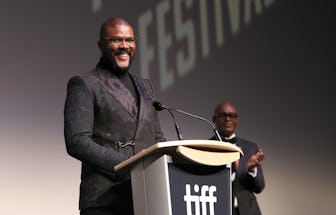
left=97, top=58, right=139, bottom=107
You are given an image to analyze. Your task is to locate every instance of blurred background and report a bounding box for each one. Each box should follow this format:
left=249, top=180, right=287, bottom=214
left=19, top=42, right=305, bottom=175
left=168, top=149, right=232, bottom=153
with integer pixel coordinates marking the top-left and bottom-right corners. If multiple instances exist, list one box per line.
left=1, top=0, right=335, bottom=214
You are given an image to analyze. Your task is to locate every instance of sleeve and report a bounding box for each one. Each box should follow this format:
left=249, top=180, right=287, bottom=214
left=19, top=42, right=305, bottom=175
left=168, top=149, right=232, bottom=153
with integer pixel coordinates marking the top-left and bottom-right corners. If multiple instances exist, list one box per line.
left=248, top=167, right=258, bottom=177
left=63, top=76, right=128, bottom=173
left=236, top=143, right=265, bottom=194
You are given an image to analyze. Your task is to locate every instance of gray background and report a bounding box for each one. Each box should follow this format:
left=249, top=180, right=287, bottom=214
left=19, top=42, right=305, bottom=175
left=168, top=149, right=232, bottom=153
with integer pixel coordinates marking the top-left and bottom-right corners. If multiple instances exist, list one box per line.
left=1, top=0, right=335, bottom=214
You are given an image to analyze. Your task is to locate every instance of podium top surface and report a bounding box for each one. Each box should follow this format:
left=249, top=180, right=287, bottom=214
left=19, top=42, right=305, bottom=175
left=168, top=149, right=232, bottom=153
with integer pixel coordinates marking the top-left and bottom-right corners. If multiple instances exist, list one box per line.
left=114, top=140, right=243, bottom=171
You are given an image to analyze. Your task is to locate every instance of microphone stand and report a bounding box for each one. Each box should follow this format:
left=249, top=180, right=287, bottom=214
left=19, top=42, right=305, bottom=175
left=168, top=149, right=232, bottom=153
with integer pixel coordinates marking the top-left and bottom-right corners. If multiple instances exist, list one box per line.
left=167, top=109, right=183, bottom=140
left=153, top=101, right=222, bottom=142
left=172, top=108, right=222, bottom=142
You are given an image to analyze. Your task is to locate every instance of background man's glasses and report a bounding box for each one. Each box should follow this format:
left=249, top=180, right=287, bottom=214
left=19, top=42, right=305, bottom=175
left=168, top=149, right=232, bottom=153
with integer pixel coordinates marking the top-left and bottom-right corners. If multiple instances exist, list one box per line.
left=215, top=112, right=238, bottom=119
left=103, top=36, right=135, bottom=46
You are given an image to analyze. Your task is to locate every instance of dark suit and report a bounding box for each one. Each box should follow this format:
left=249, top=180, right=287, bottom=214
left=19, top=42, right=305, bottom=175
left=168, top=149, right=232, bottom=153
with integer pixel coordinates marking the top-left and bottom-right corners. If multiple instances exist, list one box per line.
left=64, top=65, right=165, bottom=212
left=211, top=136, right=265, bottom=215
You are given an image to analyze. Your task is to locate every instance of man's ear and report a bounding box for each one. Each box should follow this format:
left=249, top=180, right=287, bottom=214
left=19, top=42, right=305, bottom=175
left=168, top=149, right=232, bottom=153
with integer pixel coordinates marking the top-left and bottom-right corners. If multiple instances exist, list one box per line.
left=98, top=41, right=103, bottom=54
left=212, top=115, right=216, bottom=122
left=98, top=40, right=102, bottom=49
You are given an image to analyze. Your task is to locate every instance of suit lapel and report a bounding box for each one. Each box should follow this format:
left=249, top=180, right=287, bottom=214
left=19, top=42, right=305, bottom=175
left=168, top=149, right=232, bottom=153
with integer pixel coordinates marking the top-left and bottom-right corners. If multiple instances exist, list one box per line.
left=96, top=68, right=138, bottom=120
left=235, top=138, right=241, bottom=147
left=130, top=74, right=151, bottom=124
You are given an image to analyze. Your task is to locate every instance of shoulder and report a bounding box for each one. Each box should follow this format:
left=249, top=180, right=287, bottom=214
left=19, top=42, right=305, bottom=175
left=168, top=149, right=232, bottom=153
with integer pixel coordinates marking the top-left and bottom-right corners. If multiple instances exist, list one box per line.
left=80, top=68, right=101, bottom=83
left=65, top=70, right=102, bottom=101
left=67, top=68, right=100, bottom=88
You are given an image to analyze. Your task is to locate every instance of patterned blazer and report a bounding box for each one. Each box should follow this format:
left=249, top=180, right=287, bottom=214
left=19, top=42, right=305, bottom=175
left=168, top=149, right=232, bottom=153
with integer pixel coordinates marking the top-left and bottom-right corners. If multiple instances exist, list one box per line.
left=64, top=66, right=165, bottom=210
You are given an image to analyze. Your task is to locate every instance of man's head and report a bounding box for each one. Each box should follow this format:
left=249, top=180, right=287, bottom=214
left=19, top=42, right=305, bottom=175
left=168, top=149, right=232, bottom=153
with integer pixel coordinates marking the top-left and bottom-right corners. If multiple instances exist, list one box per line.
left=213, top=102, right=238, bottom=137
left=98, top=17, right=136, bottom=74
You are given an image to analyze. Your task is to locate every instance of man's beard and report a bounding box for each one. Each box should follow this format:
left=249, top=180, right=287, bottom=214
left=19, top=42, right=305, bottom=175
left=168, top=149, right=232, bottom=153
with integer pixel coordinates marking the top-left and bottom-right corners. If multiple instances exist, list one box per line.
left=104, top=51, right=135, bottom=76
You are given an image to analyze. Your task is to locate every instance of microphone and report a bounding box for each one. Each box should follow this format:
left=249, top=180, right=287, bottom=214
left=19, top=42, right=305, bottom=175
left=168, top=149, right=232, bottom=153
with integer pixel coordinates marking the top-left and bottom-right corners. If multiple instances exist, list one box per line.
left=153, top=101, right=222, bottom=141
left=152, top=101, right=166, bottom=111
left=153, top=101, right=183, bottom=140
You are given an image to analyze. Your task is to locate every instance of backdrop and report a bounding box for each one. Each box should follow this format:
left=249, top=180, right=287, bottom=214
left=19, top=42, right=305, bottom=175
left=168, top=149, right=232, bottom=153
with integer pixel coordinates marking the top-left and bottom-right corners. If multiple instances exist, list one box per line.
left=1, top=0, right=335, bottom=214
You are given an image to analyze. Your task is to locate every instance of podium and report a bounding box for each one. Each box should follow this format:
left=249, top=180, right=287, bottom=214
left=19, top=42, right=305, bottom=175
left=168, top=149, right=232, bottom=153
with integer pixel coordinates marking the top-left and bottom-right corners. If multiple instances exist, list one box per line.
left=114, top=140, right=243, bottom=215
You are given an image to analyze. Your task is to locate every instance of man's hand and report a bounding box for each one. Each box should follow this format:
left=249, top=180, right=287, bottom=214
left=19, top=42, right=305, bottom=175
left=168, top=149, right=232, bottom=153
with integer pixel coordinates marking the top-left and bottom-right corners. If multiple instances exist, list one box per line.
left=247, top=149, right=264, bottom=172
left=232, top=160, right=240, bottom=172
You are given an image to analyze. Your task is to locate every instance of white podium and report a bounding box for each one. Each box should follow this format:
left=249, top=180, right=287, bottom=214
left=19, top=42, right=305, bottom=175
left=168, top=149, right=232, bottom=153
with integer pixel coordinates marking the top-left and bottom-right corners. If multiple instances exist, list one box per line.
left=114, top=140, right=243, bottom=215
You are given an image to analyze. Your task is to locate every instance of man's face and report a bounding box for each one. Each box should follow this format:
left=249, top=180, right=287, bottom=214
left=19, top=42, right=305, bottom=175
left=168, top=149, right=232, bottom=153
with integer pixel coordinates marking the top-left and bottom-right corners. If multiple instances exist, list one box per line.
left=99, top=24, right=136, bottom=72
left=213, top=103, right=238, bottom=137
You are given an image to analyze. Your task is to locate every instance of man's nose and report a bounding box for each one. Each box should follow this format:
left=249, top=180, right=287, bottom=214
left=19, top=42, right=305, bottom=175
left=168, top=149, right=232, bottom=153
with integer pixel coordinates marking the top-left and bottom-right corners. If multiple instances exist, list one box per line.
left=119, top=41, right=129, bottom=48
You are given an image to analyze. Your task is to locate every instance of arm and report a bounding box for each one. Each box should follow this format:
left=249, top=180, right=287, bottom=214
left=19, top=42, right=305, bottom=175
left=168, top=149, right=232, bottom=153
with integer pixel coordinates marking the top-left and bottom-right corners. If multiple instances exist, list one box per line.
left=64, top=76, right=128, bottom=172
left=236, top=146, right=265, bottom=193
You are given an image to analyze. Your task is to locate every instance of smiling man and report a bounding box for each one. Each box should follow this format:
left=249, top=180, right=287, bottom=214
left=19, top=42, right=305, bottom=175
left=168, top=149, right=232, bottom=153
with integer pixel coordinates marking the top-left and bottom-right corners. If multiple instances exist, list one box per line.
left=211, top=102, right=265, bottom=215
left=64, top=17, right=165, bottom=215
left=98, top=18, right=136, bottom=75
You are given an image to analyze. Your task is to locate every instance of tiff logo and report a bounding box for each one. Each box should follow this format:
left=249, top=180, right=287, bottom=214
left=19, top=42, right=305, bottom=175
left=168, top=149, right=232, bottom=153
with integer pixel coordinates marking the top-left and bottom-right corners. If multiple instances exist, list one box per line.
left=184, top=184, right=217, bottom=215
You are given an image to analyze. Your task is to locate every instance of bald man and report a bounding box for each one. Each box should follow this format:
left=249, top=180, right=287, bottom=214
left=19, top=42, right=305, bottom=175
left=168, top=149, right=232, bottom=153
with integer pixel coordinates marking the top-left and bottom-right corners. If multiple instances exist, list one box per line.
left=211, top=102, right=265, bottom=215
left=64, top=17, right=165, bottom=215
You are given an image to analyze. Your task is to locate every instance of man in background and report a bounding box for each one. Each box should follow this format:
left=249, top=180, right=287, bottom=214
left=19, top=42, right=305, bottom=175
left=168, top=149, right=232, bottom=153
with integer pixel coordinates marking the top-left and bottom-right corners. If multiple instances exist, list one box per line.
left=64, top=17, right=165, bottom=215
left=211, top=102, right=265, bottom=215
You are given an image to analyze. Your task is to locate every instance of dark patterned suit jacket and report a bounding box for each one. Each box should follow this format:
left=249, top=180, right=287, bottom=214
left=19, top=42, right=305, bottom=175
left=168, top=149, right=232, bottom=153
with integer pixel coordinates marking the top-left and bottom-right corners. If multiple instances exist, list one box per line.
left=211, top=136, right=265, bottom=215
left=64, top=66, right=165, bottom=210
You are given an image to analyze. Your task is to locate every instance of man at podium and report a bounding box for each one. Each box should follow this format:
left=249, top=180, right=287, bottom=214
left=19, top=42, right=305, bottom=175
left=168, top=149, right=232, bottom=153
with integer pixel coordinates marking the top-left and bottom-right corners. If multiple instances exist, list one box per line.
left=64, top=17, right=165, bottom=215
left=211, top=102, right=265, bottom=215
